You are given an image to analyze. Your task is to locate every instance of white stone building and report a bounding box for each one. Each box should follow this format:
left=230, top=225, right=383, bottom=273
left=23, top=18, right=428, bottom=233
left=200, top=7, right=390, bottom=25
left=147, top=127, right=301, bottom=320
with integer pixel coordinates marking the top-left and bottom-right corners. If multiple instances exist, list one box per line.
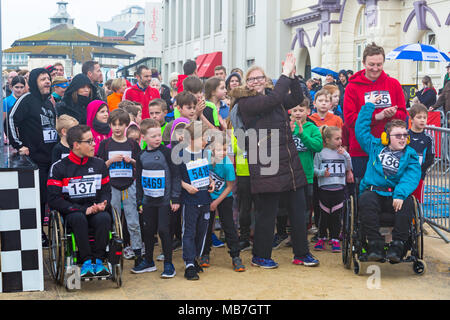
left=284, top=0, right=450, bottom=88
left=161, top=0, right=293, bottom=81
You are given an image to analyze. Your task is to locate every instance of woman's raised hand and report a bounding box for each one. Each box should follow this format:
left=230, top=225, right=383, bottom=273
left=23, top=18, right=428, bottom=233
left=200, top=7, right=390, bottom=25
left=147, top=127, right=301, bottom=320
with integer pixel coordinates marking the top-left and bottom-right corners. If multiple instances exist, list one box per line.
left=282, top=53, right=296, bottom=78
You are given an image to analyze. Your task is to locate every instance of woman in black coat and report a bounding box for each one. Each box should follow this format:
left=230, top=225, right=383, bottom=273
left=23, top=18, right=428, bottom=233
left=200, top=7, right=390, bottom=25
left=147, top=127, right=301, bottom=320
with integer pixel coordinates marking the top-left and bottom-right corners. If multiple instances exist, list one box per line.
left=230, top=53, right=319, bottom=269
left=414, top=76, right=437, bottom=108
left=56, top=74, right=96, bottom=125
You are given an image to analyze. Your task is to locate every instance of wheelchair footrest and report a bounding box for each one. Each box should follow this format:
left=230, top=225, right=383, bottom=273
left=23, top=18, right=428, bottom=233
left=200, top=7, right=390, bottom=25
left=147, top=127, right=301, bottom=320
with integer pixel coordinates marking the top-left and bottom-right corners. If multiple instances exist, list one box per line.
left=81, top=275, right=112, bottom=282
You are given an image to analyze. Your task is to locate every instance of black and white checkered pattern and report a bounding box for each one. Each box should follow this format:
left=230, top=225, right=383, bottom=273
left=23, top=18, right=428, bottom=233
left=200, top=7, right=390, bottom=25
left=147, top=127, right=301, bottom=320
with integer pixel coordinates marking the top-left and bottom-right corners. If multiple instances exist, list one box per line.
left=0, top=168, right=44, bottom=293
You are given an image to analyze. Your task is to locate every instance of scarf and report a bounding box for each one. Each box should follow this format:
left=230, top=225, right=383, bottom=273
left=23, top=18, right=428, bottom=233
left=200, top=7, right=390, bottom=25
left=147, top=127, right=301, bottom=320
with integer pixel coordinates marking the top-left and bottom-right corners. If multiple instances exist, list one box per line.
left=93, top=118, right=111, bottom=135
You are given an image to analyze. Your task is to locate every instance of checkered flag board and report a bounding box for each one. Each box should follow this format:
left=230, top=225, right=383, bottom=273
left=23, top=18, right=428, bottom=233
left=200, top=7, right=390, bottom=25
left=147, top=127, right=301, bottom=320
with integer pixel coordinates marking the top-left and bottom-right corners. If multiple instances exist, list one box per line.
left=0, top=168, right=44, bottom=293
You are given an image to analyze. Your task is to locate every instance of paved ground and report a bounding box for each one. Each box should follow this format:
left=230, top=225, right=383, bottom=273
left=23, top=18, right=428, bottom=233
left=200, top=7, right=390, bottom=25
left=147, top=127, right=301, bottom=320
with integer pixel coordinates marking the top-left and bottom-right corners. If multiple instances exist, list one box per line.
left=1, top=225, right=449, bottom=300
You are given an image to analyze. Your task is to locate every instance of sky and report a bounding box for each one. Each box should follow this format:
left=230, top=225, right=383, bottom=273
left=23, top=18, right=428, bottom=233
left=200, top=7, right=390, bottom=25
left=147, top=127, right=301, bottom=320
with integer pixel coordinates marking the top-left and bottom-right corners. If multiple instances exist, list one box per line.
left=1, top=0, right=151, bottom=49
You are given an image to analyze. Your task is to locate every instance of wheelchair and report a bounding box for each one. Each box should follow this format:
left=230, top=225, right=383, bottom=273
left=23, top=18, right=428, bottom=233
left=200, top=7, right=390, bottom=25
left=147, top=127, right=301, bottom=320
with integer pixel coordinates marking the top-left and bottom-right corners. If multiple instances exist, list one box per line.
left=341, top=194, right=426, bottom=276
left=47, top=208, right=124, bottom=290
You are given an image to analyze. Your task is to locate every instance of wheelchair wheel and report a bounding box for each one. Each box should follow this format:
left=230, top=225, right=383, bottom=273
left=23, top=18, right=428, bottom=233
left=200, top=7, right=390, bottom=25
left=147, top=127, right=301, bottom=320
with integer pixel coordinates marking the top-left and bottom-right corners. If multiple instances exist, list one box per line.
left=342, top=196, right=354, bottom=269
left=113, top=264, right=123, bottom=288
left=413, top=260, right=427, bottom=275
left=48, top=211, right=66, bottom=286
left=413, top=199, right=424, bottom=260
left=111, top=208, right=124, bottom=276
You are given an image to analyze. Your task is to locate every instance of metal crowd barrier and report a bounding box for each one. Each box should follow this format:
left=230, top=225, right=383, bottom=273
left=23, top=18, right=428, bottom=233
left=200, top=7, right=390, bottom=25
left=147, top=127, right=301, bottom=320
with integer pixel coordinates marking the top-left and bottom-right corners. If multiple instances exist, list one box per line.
left=423, top=125, right=450, bottom=243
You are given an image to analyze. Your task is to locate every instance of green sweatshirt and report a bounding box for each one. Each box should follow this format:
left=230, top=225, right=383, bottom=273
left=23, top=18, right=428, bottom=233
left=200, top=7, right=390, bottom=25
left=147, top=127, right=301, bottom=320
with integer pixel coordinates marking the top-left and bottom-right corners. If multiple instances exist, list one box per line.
left=293, top=121, right=323, bottom=184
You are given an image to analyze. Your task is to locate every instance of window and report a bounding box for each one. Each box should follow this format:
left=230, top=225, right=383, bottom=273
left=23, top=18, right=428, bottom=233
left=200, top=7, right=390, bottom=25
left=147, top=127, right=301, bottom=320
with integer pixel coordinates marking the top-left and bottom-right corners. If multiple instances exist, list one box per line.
left=171, top=0, right=176, bottom=45
left=204, top=0, right=211, bottom=36
left=194, top=0, right=201, bottom=38
left=178, top=0, right=184, bottom=43
left=419, top=32, right=437, bottom=73
left=214, top=0, right=222, bottom=33
left=247, top=0, right=256, bottom=27
left=354, top=8, right=367, bottom=72
left=164, top=0, right=169, bottom=47
left=186, top=0, right=192, bottom=41
left=247, top=58, right=255, bottom=68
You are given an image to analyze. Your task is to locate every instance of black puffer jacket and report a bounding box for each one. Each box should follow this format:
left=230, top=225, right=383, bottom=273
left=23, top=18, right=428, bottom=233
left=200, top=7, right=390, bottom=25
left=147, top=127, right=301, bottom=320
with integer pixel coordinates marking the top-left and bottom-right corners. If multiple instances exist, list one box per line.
left=230, top=75, right=307, bottom=194
left=56, top=74, right=96, bottom=124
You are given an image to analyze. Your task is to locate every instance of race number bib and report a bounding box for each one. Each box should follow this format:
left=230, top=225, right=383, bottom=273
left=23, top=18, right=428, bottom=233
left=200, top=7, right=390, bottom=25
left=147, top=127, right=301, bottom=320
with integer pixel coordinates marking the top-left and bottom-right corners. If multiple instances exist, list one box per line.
left=186, top=158, right=210, bottom=189
left=379, top=148, right=401, bottom=176
left=320, top=159, right=346, bottom=177
left=109, top=151, right=133, bottom=178
left=364, top=91, right=392, bottom=109
left=210, top=171, right=225, bottom=193
left=43, top=129, right=58, bottom=144
left=142, top=170, right=165, bottom=198
left=67, top=175, right=101, bottom=199
left=293, top=135, right=307, bottom=152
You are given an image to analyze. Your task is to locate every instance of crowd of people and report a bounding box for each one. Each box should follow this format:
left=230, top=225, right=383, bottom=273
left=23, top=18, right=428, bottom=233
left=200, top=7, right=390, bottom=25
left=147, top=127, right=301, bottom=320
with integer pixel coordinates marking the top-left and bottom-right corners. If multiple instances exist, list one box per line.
left=1, top=42, right=447, bottom=282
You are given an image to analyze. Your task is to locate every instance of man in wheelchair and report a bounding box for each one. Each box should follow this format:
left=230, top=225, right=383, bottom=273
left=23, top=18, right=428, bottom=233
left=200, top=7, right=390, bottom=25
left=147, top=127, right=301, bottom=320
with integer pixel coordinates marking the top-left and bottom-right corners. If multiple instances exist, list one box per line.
left=47, top=125, right=112, bottom=278
left=355, top=94, right=421, bottom=263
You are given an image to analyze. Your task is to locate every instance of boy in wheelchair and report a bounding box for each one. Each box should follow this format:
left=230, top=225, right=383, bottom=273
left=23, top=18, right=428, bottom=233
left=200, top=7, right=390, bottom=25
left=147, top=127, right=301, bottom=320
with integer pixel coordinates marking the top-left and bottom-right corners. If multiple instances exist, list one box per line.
left=355, top=94, right=421, bottom=263
left=47, top=125, right=112, bottom=278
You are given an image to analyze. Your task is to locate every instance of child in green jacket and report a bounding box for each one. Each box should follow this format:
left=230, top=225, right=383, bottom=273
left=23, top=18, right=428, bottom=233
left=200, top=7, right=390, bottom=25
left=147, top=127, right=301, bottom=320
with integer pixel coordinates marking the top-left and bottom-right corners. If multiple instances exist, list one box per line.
left=290, top=99, right=323, bottom=228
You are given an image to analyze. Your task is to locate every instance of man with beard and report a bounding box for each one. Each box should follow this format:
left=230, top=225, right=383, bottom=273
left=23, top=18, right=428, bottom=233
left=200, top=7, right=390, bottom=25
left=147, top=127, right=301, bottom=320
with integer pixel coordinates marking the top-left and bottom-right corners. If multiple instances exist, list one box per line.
left=8, top=68, right=58, bottom=247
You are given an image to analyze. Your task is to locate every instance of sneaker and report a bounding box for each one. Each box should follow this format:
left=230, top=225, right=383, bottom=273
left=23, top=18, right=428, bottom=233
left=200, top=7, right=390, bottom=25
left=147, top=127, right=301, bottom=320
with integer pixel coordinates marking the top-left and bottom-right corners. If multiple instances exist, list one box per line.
left=156, top=253, right=165, bottom=261
left=123, top=246, right=135, bottom=260
left=184, top=266, right=199, bottom=281
left=198, top=255, right=210, bottom=268
left=331, top=239, right=341, bottom=253
left=172, top=239, right=182, bottom=252
left=161, top=262, right=176, bottom=278
left=251, top=256, right=279, bottom=269
left=80, top=260, right=94, bottom=278
left=232, top=257, right=246, bottom=272
left=272, top=234, right=289, bottom=250
left=239, top=240, right=252, bottom=252
left=293, top=253, right=320, bottom=267
left=212, top=233, right=225, bottom=248
left=94, top=259, right=110, bottom=277
left=314, top=238, right=326, bottom=251
left=308, top=226, right=318, bottom=235
left=310, top=233, right=319, bottom=243
left=219, top=229, right=226, bottom=242
left=131, top=258, right=157, bottom=274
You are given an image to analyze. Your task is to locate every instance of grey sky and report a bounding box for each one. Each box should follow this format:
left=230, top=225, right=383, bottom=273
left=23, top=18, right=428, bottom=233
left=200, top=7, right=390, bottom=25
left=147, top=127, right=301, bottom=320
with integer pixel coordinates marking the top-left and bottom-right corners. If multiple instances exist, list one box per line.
left=1, top=0, right=150, bottom=49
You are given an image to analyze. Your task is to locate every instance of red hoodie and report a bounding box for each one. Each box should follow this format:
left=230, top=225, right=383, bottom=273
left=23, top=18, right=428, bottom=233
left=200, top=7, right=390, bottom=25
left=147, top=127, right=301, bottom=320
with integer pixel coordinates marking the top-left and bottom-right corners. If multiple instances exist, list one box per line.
left=123, top=84, right=160, bottom=120
left=176, top=74, right=188, bottom=93
left=343, top=70, right=406, bottom=157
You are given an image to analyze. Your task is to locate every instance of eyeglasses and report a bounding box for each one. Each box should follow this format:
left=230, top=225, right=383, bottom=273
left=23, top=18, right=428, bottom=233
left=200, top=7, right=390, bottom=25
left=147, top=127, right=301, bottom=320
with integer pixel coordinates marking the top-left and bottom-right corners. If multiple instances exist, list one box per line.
left=390, top=134, right=409, bottom=140
left=247, top=76, right=265, bottom=84
left=78, top=139, right=95, bottom=145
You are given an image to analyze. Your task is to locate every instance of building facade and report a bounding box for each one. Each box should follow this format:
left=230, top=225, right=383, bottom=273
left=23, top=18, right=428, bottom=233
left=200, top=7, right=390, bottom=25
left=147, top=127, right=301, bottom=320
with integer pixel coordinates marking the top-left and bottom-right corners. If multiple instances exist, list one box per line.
left=285, top=0, right=450, bottom=88
left=161, top=0, right=292, bottom=82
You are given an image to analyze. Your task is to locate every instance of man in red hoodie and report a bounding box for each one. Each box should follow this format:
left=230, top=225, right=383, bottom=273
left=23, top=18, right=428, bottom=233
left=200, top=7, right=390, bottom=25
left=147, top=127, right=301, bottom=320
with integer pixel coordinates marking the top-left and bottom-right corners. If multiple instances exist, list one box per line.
left=123, top=65, right=161, bottom=120
left=344, top=42, right=407, bottom=179
left=176, top=60, right=198, bottom=93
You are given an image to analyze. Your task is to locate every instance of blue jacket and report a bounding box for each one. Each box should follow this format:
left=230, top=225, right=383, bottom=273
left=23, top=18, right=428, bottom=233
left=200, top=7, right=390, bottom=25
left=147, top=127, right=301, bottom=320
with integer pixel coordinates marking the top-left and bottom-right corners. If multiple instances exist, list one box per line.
left=355, top=103, right=421, bottom=200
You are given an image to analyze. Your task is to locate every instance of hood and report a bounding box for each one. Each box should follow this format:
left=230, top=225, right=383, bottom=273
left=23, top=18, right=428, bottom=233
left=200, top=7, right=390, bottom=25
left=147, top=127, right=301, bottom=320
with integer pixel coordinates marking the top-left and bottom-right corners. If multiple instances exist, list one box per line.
left=348, top=69, right=389, bottom=86
left=28, top=68, right=52, bottom=101
left=86, top=100, right=108, bottom=127
left=63, top=73, right=96, bottom=105
left=225, top=72, right=242, bottom=89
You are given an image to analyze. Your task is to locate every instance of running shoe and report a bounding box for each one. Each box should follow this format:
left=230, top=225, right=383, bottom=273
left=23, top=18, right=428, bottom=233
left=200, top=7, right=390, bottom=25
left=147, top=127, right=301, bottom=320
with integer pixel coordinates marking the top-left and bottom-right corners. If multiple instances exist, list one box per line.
left=198, top=255, right=210, bottom=268
left=184, top=266, right=199, bottom=281
left=123, top=246, right=135, bottom=260
left=232, top=257, right=246, bottom=272
left=172, top=239, right=183, bottom=252
left=212, top=233, right=225, bottom=248
left=251, top=256, right=279, bottom=269
left=239, top=240, right=252, bottom=252
left=292, top=253, right=320, bottom=267
left=80, top=260, right=94, bottom=278
left=331, top=240, right=341, bottom=253
left=131, top=258, right=157, bottom=274
left=272, top=233, right=289, bottom=250
left=94, top=259, right=110, bottom=277
left=161, top=262, right=176, bottom=279
left=314, top=238, right=326, bottom=251
left=156, top=253, right=165, bottom=261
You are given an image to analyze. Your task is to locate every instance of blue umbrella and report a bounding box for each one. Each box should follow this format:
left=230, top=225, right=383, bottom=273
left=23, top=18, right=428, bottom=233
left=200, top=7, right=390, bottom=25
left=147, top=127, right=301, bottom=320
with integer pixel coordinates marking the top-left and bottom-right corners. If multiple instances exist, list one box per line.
left=386, top=43, right=450, bottom=85
left=311, top=67, right=339, bottom=80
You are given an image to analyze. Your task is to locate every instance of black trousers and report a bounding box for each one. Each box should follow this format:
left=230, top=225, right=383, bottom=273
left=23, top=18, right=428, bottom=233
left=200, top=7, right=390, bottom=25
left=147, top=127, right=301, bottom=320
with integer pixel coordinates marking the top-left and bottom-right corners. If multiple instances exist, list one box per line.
left=170, top=208, right=182, bottom=242
left=237, top=176, right=255, bottom=242
left=253, top=188, right=309, bottom=259
left=65, top=211, right=111, bottom=263
left=359, top=191, right=414, bottom=242
left=204, top=197, right=241, bottom=258
left=141, top=205, right=172, bottom=263
left=318, top=188, right=345, bottom=239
